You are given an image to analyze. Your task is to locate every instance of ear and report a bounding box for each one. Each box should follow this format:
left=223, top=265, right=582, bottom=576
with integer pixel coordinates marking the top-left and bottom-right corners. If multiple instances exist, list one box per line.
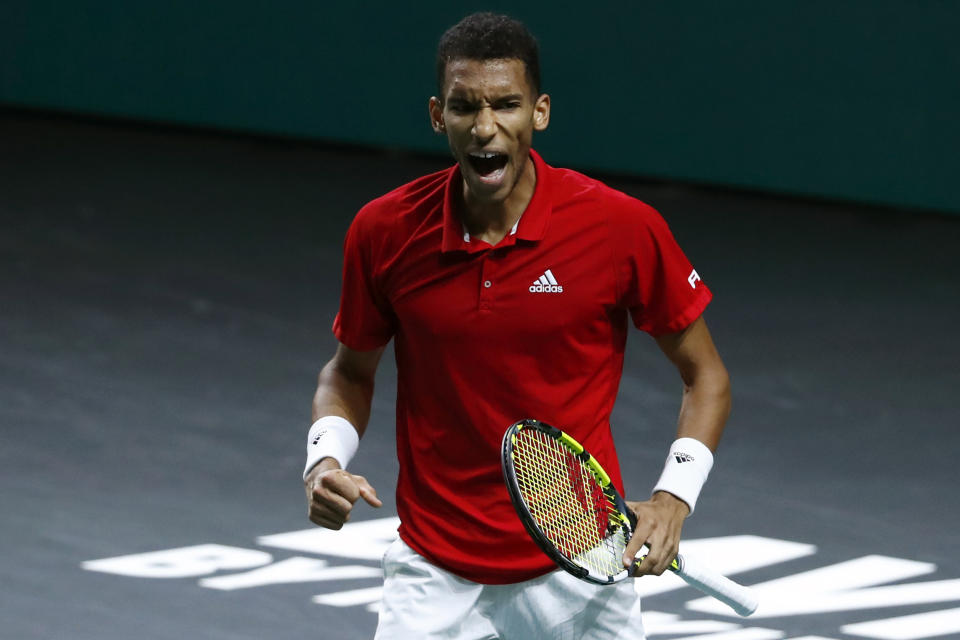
left=533, top=93, right=551, bottom=132
left=428, top=96, right=445, bottom=134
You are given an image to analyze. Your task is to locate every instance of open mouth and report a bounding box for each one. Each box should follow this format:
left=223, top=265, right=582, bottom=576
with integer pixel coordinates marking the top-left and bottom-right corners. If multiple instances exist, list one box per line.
left=467, top=151, right=509, bottom=184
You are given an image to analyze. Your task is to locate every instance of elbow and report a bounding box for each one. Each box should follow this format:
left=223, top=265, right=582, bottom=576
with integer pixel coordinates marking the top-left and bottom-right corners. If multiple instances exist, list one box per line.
left=320, top=355, right=376, bottom=394
left=716, top=363, right=731, bottom=399
left=718, top=367, right=732, bottom=418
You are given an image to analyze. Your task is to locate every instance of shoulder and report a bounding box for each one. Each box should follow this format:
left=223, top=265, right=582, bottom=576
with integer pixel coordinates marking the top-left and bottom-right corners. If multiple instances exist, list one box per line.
left=549, top=165, right=666, bottom=231
left=351, top=166, right=450, bottom=235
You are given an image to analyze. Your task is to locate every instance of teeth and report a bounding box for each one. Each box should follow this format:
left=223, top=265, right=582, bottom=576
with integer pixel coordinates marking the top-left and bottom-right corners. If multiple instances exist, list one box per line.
left=470, top=151, right=500, bottom=159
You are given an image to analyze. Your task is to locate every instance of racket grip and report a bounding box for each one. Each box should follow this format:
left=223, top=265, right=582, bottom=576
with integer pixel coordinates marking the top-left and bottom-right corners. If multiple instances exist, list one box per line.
left=674, top=554, right=759, bottom=617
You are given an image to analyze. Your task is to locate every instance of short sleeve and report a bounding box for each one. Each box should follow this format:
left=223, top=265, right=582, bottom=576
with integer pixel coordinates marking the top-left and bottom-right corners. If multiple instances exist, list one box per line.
left=613, top=202, right=713, bottom=336
left=332, top=208, right=397, bottom=350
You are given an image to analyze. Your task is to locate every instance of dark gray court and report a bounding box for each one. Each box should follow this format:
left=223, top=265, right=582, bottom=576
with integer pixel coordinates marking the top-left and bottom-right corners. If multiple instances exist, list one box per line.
left=2, top=111, right=959, bottom=639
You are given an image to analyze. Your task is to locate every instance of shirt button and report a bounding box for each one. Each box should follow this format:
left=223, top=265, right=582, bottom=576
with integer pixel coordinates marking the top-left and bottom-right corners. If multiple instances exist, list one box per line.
left=484, top=280, right=492, bottom=288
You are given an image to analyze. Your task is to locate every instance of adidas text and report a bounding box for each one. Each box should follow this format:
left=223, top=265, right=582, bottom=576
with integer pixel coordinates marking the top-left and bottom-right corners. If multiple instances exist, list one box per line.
left=529, top=284, right=563, bottom=293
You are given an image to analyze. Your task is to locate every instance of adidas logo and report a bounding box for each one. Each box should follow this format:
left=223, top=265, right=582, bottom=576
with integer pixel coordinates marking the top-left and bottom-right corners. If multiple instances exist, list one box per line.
left=311, top=430, right=327, bottom=445
left=674, top=452, right=694, bottom=463
left=529, top=269, right=563, bottom=293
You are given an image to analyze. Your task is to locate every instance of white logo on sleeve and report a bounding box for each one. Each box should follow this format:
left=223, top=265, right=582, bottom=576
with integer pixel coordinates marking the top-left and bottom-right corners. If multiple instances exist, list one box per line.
left=687, top=269, right=701, bottom=289
left=529, top=269, right=564, bottom=293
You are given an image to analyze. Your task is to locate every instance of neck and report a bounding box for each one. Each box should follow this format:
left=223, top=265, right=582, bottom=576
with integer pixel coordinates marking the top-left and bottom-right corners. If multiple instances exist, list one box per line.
left=460, top=156, right=536, bottom=245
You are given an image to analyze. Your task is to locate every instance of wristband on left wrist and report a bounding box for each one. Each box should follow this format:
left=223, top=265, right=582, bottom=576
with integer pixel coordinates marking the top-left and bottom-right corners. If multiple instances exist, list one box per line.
left=651, top=437, right=714, bottom=515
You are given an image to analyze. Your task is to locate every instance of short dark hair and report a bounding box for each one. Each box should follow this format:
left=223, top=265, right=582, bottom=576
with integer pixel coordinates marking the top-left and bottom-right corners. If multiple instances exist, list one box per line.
left=435, top=12, right=541, bottom=97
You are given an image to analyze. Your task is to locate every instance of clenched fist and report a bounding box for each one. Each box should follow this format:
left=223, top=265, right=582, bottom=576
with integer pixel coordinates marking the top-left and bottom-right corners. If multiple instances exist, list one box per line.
left=305, top=458, right=382, bottom=529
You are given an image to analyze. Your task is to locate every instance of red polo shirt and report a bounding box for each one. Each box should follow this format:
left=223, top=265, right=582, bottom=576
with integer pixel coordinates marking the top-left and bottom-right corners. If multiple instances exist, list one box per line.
left=333, top=150, right=711, bottom=584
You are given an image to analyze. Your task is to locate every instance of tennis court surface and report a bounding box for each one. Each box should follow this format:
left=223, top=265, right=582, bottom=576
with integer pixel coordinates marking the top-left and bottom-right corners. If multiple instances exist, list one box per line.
left=2, top=110, right=959, bottom=639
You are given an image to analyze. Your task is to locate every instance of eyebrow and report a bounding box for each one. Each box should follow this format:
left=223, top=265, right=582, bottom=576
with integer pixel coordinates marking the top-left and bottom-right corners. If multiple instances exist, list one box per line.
left=447, top=92, right=526, bottom=104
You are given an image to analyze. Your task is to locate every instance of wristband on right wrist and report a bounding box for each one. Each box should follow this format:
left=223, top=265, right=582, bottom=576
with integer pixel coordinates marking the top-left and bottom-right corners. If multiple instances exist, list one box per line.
left=651, top=437, right=714, bottom=515
left=303, top=415, right=359, bottom=480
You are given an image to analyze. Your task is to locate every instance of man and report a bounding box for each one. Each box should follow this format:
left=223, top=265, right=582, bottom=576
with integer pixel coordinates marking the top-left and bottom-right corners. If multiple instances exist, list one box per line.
left=304, top=12, right=730, bottom=639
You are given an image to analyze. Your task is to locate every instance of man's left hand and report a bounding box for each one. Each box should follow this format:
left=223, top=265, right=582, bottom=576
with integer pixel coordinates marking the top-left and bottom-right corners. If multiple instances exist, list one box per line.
left=623, top=491, right=690, bottom=576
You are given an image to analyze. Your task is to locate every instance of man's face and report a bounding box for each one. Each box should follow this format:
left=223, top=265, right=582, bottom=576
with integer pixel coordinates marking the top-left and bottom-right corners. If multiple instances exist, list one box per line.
left=430, top=58, right=550, bottom=205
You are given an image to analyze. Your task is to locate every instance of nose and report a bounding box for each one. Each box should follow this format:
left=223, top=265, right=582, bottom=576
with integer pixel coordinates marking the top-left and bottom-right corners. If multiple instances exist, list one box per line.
left=471, top=106, right=496, bottom=140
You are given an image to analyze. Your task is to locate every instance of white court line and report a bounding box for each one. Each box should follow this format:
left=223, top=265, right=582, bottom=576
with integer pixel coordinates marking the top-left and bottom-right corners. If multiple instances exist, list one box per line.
left=313, top=586, right=383, bottom=608
left=842, top=606, right=960, bottom=640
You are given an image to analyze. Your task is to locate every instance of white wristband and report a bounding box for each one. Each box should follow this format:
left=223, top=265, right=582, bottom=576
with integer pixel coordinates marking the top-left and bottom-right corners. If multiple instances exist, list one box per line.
left=303, top=416, right=360, bottom=480
left=652, top=437, right=714, bottom=515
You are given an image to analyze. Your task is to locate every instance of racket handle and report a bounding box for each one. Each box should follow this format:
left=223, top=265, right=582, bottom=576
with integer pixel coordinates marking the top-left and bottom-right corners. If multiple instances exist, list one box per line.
left=673, top=554, right=759, bottom=617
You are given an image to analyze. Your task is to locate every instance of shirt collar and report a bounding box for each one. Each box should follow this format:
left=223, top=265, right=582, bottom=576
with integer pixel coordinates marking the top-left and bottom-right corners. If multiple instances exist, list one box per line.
left=460, top=217, right=520, bottom=242
left=441, top=149, right=553, bottom=253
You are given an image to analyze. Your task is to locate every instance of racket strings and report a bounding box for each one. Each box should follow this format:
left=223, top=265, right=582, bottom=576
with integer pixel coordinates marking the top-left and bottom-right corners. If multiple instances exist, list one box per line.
left=512, top=429, right=628, bottom=577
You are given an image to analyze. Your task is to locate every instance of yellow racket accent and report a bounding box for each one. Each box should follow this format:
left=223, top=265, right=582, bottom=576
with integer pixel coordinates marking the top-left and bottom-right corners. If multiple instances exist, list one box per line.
left=509, top=421, right=630, bottom=581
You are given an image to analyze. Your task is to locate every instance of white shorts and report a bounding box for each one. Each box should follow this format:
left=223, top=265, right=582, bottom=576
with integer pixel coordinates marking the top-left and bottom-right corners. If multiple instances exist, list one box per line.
left=374, top=539, right=645, bottom=640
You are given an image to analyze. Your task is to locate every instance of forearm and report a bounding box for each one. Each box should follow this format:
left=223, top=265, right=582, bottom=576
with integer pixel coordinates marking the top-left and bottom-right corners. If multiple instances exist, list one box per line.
left=647, top=369, right=728, bottom=518
left=674, top=363, right=730, bottom=451
left=305, top=345, right=382, bottom=478
left=305, top=348, right=385, bottom=526
left=312, top=359, right=376, bottom=437
left=655, top=316, right=731, bottom=452
left=647, top=316, right=730, bottom=517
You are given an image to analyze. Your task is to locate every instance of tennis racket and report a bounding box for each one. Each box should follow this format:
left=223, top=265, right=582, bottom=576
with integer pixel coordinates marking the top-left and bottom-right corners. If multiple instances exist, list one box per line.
left=501, top=418, right=758, bottom=617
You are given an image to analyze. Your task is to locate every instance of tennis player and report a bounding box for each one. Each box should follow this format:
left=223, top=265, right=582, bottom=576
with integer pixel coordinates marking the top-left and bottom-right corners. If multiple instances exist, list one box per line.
left=304, top=12, right=731, bottom=639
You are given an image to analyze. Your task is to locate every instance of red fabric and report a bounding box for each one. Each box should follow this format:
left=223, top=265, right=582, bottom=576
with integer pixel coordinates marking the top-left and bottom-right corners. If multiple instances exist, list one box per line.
left=333, top=150, right=712, bottom=584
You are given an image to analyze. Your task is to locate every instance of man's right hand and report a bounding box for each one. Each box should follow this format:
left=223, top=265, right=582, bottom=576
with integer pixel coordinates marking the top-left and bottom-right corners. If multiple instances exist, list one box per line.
left=305, top=458, right=383, bottom=529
